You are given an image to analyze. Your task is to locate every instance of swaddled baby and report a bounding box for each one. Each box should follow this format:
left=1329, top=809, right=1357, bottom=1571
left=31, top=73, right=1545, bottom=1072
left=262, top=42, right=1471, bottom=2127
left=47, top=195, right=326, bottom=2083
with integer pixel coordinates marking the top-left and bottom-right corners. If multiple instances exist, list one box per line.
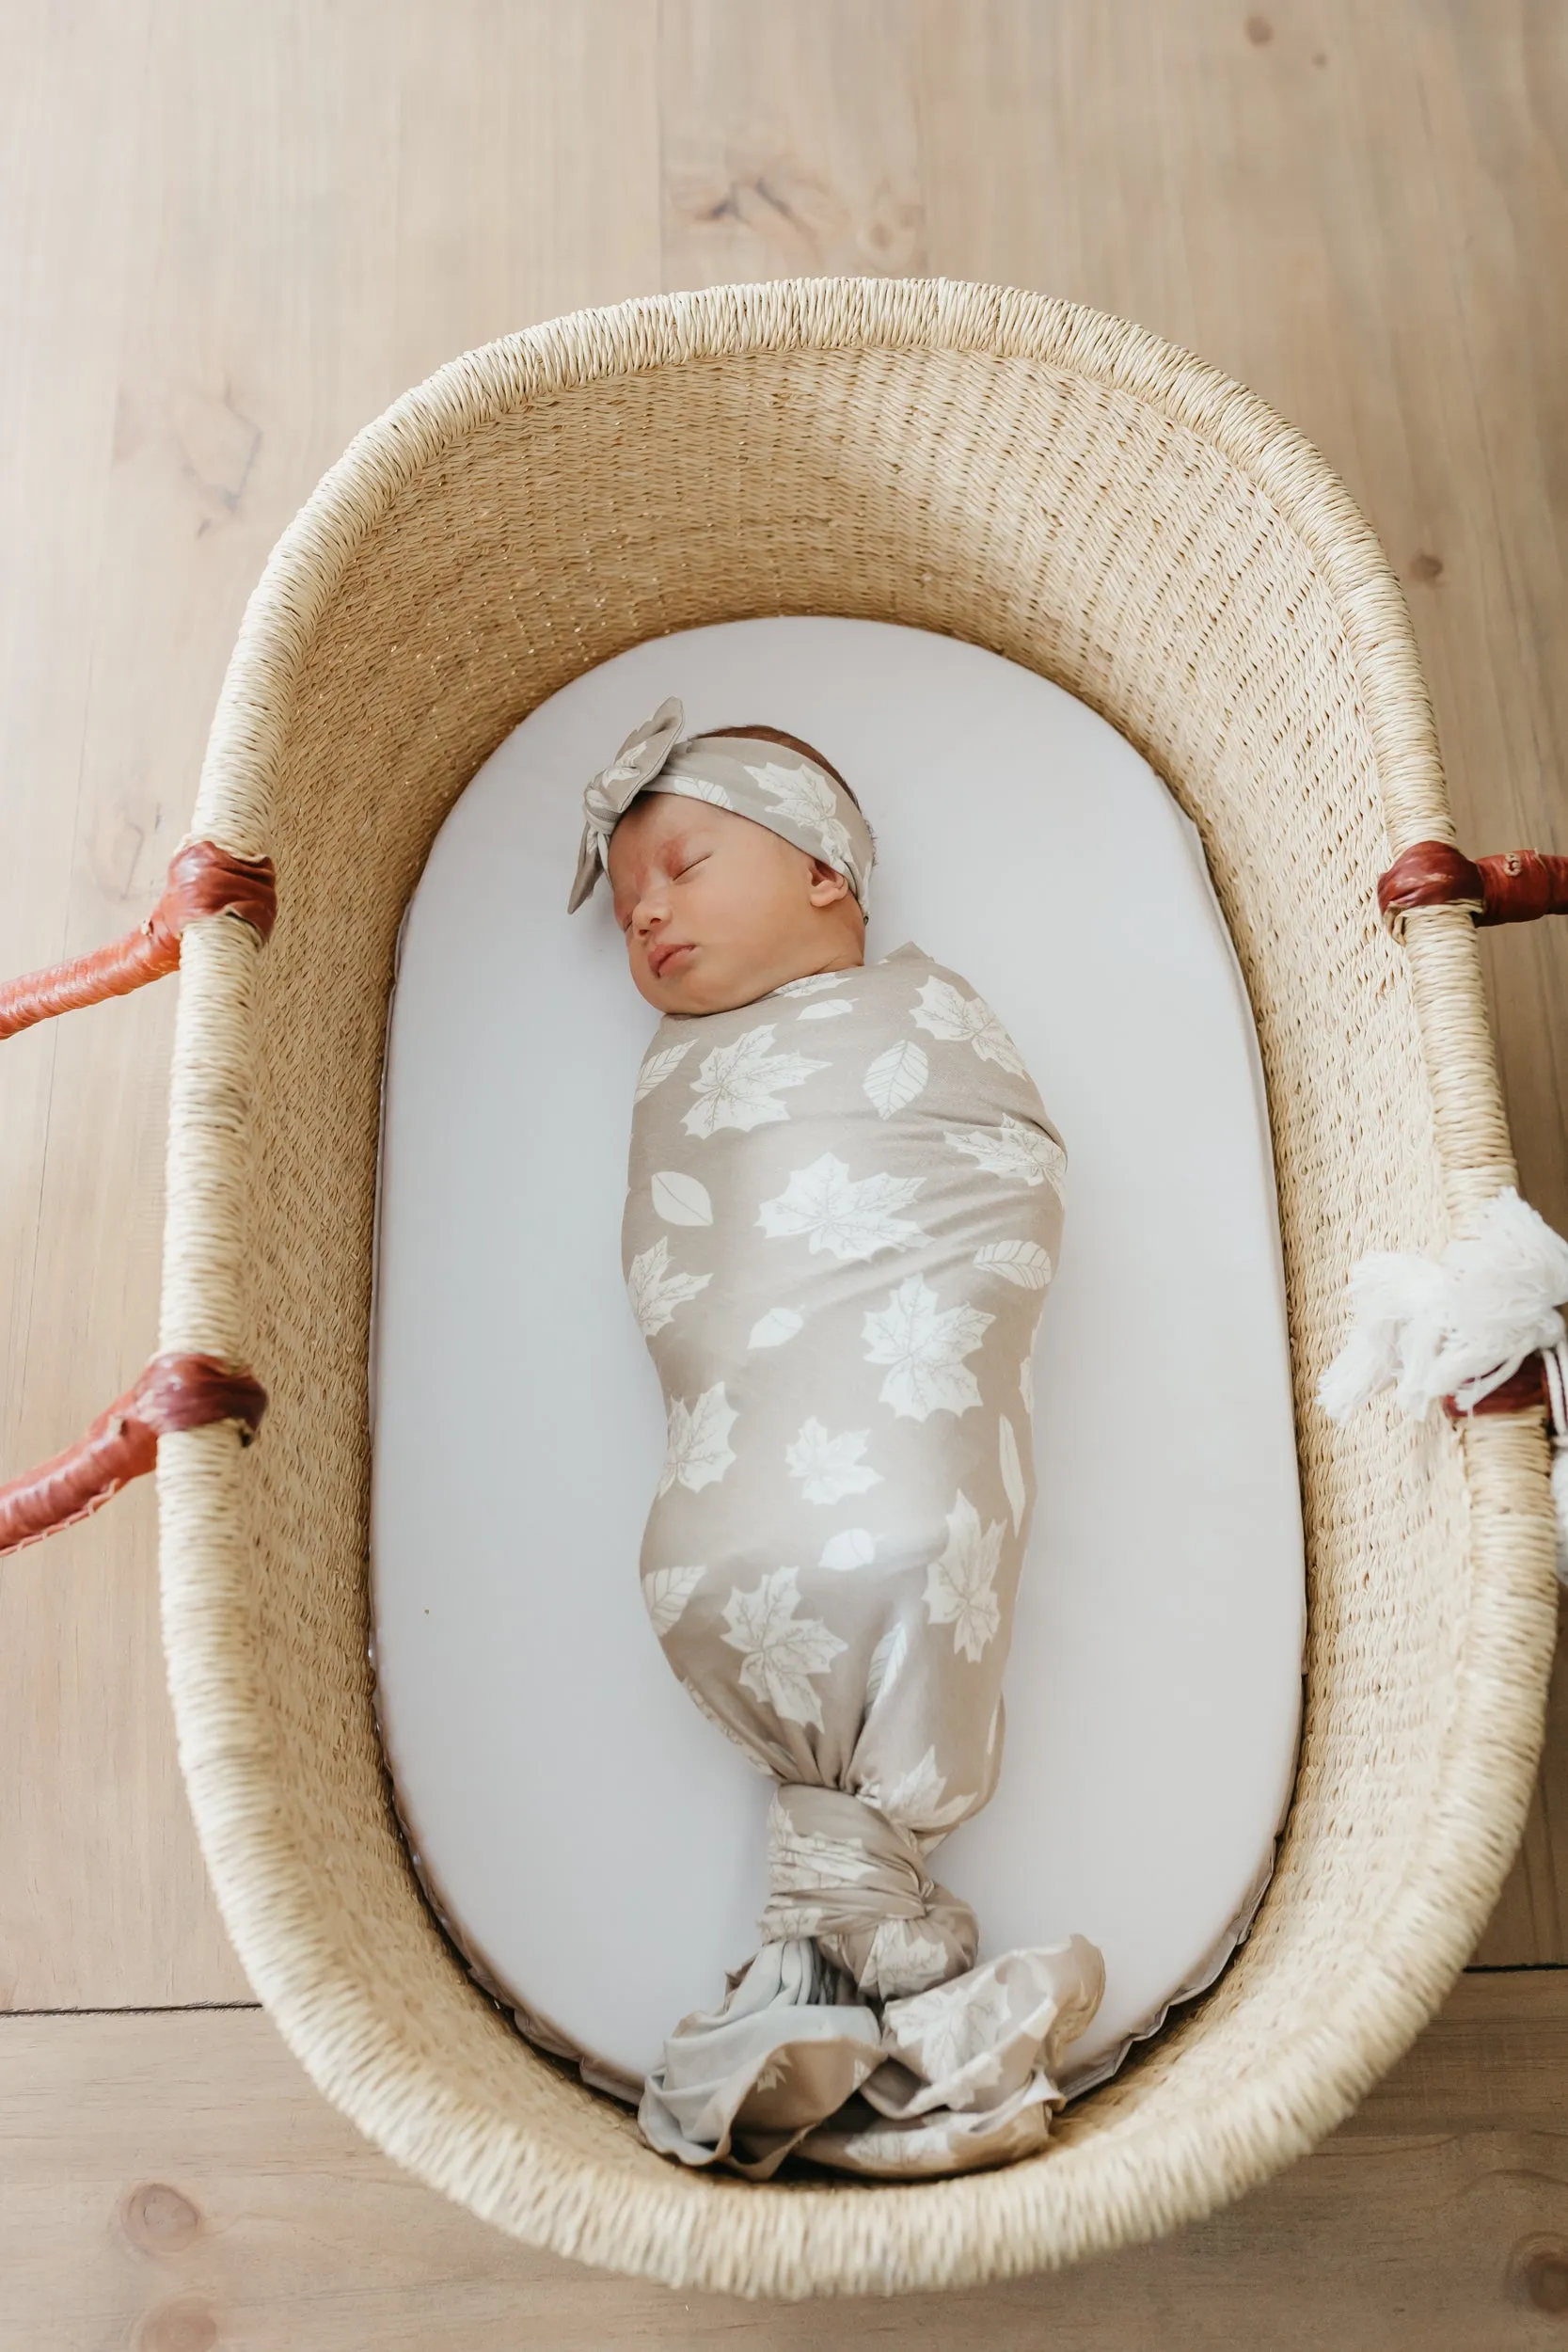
left=568, top=700, right=1104, bottom=2179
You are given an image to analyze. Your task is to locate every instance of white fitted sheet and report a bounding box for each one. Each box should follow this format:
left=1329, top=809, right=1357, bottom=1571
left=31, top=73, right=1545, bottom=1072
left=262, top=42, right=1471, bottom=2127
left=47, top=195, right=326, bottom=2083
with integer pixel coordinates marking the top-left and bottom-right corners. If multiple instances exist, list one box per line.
left=370, top=617, right=1306, bottom=2100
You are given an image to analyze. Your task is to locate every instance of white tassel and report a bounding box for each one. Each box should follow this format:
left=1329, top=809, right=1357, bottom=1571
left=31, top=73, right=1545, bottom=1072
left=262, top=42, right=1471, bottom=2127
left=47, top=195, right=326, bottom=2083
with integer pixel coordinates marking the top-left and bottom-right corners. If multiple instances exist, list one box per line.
left=1545, top=1345, right=1568, bottom=1590
left=1319, top=1190, right=1568, bottom=1420
left=1434, top=1195, right=1568, bottom=1409
left=1315, top=1250, right=1448, bottom=1422
left=1320, top=1191, right=1568, bottom=1584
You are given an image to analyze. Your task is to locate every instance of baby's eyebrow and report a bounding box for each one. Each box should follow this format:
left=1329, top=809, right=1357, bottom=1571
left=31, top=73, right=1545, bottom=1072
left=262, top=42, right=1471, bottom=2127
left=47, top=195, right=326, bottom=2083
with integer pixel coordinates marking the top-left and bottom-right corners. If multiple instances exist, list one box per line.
left=611, top=818, right=708, bottom=913
left=650, top=820, right=709, bottom=872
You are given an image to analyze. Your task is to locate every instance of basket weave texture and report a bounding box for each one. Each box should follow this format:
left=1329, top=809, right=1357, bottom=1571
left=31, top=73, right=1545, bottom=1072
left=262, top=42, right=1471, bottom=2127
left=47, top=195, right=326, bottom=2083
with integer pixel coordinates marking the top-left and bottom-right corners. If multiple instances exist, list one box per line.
left=152, top=278, right=1558, bottom=2298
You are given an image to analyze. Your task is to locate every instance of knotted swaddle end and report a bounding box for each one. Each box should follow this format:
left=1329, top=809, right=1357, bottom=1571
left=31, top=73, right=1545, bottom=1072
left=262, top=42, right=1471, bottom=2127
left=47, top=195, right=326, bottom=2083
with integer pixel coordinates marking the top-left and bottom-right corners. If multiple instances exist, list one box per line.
left=639, top=1780, right=1104, bottom=2180
left=758, top=1784, right=979, bottom=1999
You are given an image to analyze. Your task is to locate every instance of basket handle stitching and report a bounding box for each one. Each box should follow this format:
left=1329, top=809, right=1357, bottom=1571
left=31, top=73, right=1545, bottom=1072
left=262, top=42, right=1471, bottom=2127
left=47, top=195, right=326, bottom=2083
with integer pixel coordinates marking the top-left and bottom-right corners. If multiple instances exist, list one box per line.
left=0, top=838, right=277, bottom=1553
left=1379, top=840, right=1568, bottom=936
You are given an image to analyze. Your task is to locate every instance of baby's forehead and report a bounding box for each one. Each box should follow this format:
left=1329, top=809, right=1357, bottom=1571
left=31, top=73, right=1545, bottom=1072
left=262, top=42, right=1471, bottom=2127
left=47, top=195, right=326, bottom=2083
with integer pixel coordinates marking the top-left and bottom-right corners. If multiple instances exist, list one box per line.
left=610, top=792, right=710, bottom=860
left=607, top=793, right=730, bottom=887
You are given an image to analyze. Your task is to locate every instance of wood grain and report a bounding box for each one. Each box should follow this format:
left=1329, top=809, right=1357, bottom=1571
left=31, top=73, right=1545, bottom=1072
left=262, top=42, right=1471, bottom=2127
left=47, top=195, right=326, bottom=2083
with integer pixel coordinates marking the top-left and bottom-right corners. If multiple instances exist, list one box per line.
left=660, top=0, right=926, bottom=285
left=906, top=0, right=1568, bottom=1957
left=2, top=0, right=1567, bottom=2327
left=0, top=0, right=660, bottom=2010
left=6, top=1975, right=1568, bottom=2347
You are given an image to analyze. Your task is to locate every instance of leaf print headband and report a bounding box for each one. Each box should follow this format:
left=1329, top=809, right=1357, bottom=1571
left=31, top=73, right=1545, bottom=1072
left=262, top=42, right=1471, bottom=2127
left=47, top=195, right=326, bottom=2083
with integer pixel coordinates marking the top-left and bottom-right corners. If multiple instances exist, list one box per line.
left=567, top=696, right=876, bottom=917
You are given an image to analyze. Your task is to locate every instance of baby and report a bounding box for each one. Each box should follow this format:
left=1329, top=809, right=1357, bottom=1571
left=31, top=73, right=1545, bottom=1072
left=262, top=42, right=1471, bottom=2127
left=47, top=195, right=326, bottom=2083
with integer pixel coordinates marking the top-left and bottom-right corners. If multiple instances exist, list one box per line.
left=569, top=699, right=1103, bottom=2180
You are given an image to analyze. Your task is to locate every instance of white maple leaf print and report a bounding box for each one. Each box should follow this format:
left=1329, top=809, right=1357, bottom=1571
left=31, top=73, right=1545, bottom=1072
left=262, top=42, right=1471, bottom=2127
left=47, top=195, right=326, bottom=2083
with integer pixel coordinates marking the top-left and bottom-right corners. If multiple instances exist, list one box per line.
left=1019, top=1355, right=1036, bottom=1419
left=998, top=1414, right=1027, bottom=1534
left=767, top=1801, right=879, bottom=1892
left=673, top=775, right=733, bottom=806
left=819, top=1527, right=876, bottom=1570
left=924, top=1490, right=1005, bottom=1661
left=862, top=1275, right=993, bottom=1422
left=641, top=1564, right=706, bottom=1635
left=796, top=996, right=855, bottom=1021
left=785, top=1417, right=882, bottom=1505
left=972, top=1239, right=1053, bottom=1289
left=863, top=1039, right=929, bottom=1120
left=838, top=2119, right=959, bottom=2169
left=626, top=1237, right=712, bottom=1337
left=635, top=1039, right=696, bottom=1101
left=683, top=1024, right=828, bottom=1137
left=750, top=2047, right=794, bottom=2095
left=757, top=1152, right=927, bottom=1262
left=860, top=1918, right=952, bottom=1994
left=721, top=1566, right=847, bottom=1728
left=651, top=1168, right=713, bottom=1226
left=899, top=1968, right=1012, bottom=2086
left=874, top=1745, right=976, bottom=1832
left=772, top=970, right=850, bottom=998
left=744, top=760, right=854, bottom=868
left=658, top=1382, right=737, bottom=1496
left=946, top=1115, right=1067, bottom=1196
left=911, top=977, right=1028, bottom=1074
left=865, top=1620, right=909, bottom=1708
left=748, top=1306, right=804, bottom=1350
left=764, top=1808, right=874, bottom=1938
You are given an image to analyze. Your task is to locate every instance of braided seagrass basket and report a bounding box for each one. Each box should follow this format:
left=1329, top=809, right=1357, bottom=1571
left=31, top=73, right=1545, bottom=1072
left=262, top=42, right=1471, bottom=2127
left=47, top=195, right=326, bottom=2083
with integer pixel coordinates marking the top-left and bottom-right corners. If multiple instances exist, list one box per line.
left=2, top=278, right=1561, bottom=2297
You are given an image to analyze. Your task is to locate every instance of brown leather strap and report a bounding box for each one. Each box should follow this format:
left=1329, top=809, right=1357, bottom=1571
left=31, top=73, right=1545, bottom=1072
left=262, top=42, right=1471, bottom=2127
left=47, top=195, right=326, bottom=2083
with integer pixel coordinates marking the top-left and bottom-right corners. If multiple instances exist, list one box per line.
left=0, top=1353, right=267, bottom=1557
left=0, top=841, right=277, bottom=1042
left=1442, top=1357, right=1548, bottom=1421
left=1379, top=840, right=1568, bottom=934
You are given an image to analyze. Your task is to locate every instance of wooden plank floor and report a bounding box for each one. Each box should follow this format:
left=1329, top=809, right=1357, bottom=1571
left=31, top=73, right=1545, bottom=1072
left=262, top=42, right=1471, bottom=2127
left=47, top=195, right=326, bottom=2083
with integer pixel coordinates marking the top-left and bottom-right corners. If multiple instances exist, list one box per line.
left=1, top=0, right=1564, bottom=2338
left=5, top=1976, right=1568, bottom=2349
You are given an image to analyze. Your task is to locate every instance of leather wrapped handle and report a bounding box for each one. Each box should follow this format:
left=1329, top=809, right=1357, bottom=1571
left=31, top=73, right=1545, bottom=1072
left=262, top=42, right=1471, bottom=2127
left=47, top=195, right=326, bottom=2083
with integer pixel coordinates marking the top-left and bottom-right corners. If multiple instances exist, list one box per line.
left=1379, top=840, right=1568, bottom=936
left=0, top=838, right=277, bottom=1041
left=0, top=841, right=277, bottom=1556
left=0, top=1354, right=267, bottom=1557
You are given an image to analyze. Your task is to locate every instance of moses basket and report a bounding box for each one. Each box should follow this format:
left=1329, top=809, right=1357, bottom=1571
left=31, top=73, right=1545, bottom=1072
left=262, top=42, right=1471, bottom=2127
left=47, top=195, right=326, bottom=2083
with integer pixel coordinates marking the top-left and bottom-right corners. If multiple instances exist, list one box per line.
left=2, top=278, right=1562, bottom=2298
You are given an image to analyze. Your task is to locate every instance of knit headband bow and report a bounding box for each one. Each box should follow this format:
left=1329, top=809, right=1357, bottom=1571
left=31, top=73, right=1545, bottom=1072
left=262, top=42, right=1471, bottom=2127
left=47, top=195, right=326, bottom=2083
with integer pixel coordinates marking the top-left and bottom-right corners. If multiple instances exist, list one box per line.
left=567, top=697, right=874, bottom=917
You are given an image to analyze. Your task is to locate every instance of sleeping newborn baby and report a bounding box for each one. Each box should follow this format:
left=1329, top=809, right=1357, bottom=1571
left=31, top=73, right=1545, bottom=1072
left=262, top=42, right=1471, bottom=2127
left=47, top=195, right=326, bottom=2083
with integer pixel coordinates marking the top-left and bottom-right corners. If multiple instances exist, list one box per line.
left=567, top=699, right=1104, bottom=2180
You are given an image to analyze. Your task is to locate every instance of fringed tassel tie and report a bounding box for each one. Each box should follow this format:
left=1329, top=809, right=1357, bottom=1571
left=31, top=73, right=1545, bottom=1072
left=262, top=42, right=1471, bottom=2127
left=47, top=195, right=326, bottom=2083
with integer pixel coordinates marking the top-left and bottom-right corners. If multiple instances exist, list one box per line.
left=1319, top=1187, right=1568, bottom=1581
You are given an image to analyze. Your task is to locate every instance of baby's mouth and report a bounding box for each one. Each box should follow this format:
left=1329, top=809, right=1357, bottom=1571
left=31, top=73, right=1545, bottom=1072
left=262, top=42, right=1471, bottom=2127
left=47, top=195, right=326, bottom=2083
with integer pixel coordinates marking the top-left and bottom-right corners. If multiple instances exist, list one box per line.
left=650, top=942, right=695, bottom=977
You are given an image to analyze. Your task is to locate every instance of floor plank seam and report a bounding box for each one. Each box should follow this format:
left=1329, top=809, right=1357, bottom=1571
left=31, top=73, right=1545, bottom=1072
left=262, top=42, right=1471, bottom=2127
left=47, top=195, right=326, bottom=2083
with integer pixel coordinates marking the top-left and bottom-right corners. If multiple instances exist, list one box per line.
left=0, top=2000, right=264, bottom=2019
left=1464, top=1961, right=1568, bottom=1973
left=3, top=1964, right=1564, bottom=2026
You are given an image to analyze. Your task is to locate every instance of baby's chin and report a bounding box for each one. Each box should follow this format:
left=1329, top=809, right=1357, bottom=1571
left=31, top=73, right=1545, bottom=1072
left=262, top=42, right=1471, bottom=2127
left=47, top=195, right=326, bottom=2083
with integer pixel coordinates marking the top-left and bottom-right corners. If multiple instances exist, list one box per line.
left=635, top=942, right=793, bottom=1017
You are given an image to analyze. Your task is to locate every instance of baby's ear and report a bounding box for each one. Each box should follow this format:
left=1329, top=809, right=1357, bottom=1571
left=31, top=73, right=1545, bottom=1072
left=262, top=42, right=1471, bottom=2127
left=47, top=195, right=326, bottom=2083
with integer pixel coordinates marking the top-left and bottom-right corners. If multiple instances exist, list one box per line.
left=806, top=857, right=850, bottom=905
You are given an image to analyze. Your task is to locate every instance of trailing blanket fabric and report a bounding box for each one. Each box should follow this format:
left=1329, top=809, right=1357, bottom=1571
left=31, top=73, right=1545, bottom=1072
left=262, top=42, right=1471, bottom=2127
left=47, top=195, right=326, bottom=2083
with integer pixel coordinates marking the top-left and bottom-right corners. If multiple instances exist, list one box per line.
left=625, top=942, right=1104, bottom=2178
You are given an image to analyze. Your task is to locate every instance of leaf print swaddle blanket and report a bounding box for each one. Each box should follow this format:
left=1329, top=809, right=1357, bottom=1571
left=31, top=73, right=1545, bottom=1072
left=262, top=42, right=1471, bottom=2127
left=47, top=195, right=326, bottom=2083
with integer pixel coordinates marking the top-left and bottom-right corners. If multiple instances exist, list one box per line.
left=626, top=942, right=1105, bottom=2180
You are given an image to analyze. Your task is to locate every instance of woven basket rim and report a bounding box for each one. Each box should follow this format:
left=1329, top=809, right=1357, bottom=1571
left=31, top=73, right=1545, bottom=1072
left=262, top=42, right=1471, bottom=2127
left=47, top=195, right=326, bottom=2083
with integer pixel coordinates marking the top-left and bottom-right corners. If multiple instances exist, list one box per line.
left=157, top=277, right=1558, bottom=2297
left=195, top=277, right=1452, bottom=869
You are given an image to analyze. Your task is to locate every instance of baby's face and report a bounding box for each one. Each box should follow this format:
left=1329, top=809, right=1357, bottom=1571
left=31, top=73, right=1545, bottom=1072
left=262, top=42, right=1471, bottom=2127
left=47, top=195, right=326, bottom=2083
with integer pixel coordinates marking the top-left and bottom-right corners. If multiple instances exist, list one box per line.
left=608, top=792, right=863, bottom=1016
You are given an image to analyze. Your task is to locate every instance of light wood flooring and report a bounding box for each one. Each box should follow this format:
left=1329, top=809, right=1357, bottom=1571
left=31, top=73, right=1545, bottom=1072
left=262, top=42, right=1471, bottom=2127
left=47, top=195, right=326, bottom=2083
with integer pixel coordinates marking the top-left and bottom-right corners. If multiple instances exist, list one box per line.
left=2, top=3, right=1566, bottom=2342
